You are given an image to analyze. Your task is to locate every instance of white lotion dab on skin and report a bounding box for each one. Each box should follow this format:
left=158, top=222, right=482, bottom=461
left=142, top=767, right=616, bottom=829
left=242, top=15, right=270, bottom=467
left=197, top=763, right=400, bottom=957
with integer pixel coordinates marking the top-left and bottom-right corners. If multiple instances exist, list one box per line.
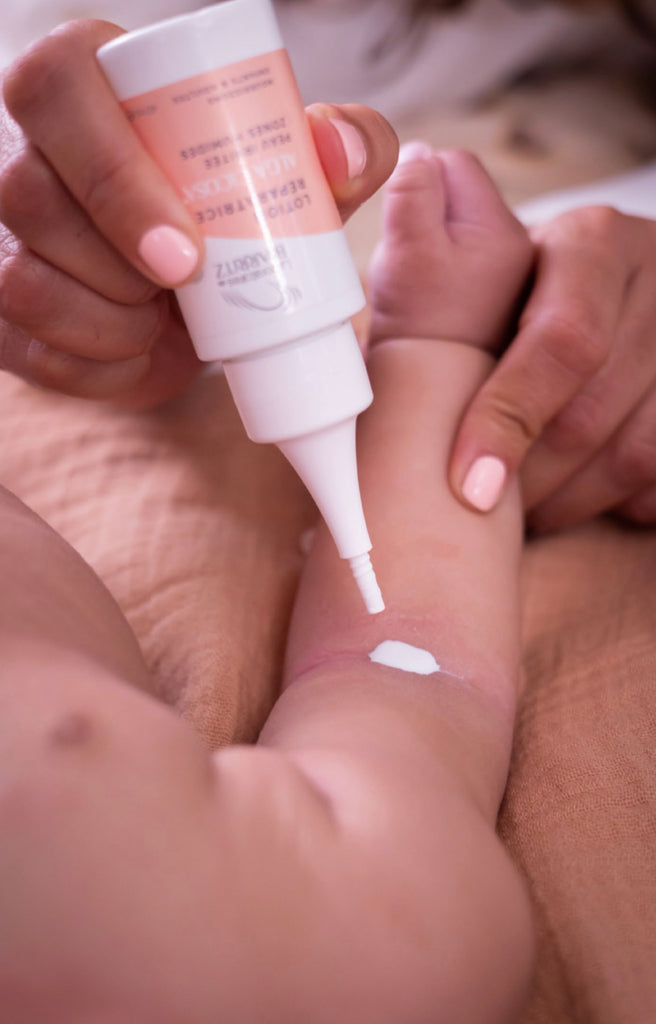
left=97, top=0, right=383, bottom=614
left=368, top=640, right=459, bottom=676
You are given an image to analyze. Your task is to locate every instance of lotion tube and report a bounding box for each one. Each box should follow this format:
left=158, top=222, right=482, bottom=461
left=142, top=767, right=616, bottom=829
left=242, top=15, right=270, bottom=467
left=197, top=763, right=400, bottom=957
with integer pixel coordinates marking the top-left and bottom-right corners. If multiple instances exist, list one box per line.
left=97, top=0, right=384, bottom=613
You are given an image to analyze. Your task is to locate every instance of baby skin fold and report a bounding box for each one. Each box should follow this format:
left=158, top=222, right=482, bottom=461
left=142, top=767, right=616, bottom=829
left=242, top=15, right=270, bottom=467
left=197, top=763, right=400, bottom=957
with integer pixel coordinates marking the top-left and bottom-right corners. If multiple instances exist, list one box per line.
left=0, top=145, right=534, bottom=1023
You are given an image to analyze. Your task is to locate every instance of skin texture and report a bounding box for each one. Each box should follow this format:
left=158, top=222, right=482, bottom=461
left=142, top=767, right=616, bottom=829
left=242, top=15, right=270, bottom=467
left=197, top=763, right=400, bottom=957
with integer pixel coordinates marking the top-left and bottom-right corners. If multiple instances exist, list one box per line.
left=0, top=146, right=535, bottom=1022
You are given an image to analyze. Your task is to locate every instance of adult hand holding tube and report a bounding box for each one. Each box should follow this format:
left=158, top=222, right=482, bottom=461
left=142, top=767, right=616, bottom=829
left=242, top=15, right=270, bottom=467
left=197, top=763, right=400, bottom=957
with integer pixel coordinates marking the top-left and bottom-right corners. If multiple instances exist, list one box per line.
left=94, top=0, right=387, bottom=611
left=0, top=18, right=398, bottom=408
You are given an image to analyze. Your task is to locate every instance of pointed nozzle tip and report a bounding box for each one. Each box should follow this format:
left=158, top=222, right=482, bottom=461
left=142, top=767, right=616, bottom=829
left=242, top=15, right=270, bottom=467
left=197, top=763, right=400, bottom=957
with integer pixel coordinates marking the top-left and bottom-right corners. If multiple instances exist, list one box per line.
left=349, top=552, right=385, bottom=615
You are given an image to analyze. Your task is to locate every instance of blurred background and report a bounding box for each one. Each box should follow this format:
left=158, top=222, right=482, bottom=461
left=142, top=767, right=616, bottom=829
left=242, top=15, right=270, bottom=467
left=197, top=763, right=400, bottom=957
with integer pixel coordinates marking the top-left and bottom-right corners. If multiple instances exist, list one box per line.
left=2, top=0, right=655, bottom=264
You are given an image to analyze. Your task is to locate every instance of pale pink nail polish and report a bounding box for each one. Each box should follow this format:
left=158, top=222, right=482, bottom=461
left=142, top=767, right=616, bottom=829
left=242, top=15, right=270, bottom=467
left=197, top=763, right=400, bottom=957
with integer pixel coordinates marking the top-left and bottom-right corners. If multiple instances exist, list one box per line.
left=462, top=456, right=506, bottom=512
left=138, top=225, right=198, bottom=285
left=328, top=118, right=367, bottom=179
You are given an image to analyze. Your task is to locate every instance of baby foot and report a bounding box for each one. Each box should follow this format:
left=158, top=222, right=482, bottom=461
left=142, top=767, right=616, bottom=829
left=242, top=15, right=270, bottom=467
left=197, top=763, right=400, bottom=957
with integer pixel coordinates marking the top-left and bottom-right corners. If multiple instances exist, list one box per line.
left=368, top=143, right=532, bottom=352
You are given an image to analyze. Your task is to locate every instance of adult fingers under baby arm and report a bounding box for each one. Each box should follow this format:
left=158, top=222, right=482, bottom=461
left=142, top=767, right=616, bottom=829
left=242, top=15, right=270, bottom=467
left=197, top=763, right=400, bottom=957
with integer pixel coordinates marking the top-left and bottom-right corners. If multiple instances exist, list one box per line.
left=2, top=20, right=204, bottom=290
left=527, top=382, right=656, bottom=532
left=520, top=260, right=656, bottom=515
left=449, top=208, right=630, bottom=513
left=307, top=103, right=399, bottom=223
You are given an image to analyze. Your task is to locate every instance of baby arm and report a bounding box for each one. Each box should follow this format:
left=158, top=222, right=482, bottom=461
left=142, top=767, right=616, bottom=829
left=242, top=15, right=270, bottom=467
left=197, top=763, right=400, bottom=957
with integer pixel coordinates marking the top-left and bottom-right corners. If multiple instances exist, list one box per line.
left=0, top=147, right=534, bottom=1024
left=261, top=339, right=533, bottom=1023
left=253, top=148, right=535, bottom=1022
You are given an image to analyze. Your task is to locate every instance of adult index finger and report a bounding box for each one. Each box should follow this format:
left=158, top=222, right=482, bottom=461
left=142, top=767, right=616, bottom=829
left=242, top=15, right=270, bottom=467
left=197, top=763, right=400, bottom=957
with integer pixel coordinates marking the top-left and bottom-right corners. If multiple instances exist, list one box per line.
left=3, top=20, right=204, bottom=289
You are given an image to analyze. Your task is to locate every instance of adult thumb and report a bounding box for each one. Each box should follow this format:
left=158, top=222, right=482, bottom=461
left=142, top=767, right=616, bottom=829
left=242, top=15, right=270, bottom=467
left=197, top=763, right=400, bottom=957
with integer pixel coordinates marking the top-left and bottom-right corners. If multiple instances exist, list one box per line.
left=306, top=103, right=399, bottom=224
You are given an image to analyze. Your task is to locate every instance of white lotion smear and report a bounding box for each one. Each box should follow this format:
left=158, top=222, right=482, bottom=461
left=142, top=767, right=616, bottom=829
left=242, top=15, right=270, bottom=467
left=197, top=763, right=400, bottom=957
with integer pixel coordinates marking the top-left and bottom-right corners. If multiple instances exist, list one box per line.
left=368, top=640, right=448, bottom=675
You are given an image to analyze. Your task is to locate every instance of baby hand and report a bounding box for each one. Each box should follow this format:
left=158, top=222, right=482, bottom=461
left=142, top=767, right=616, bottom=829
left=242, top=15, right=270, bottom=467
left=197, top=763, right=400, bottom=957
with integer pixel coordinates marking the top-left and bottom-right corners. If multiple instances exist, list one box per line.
left=368, top=142, right=532, bottom=353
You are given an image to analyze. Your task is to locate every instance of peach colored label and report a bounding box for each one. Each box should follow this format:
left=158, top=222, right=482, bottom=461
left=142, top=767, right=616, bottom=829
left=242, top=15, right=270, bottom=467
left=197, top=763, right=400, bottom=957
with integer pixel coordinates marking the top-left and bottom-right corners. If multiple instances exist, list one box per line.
left=122, top=49, right=341, bottom=239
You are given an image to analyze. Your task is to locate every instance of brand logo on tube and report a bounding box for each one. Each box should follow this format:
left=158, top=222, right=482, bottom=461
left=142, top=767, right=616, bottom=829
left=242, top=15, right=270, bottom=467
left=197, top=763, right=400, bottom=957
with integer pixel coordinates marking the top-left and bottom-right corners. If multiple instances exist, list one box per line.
left=216, top=243, right=291, bottom=283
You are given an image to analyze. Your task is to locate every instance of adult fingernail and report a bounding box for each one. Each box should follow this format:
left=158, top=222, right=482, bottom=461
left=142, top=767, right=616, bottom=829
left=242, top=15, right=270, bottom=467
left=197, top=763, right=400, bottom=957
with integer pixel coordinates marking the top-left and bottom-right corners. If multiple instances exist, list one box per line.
left=138, top=226, right=199, bottom=285
left=328, top=118, right=367, bottom=179
left=461, top=455, right=506, bottom=512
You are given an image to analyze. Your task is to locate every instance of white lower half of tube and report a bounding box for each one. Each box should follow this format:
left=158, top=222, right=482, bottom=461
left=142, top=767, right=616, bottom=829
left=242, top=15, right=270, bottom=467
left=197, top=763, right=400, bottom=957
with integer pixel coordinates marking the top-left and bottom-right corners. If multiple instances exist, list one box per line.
left=224, top=323, right=383, bottom=615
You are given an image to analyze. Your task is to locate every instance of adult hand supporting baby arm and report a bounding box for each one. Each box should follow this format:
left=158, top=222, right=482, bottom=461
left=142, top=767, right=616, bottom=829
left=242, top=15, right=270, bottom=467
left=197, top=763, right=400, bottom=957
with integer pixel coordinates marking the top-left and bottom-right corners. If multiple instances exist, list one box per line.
left=449, top=205, right=656, bottom=529
left=0, top=19, right=397, bottom=407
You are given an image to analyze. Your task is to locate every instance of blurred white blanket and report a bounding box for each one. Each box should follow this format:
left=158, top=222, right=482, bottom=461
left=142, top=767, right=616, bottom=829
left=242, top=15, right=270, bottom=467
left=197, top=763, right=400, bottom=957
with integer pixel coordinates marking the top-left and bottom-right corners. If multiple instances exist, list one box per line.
left=516, top=161, right=656, bottom=225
